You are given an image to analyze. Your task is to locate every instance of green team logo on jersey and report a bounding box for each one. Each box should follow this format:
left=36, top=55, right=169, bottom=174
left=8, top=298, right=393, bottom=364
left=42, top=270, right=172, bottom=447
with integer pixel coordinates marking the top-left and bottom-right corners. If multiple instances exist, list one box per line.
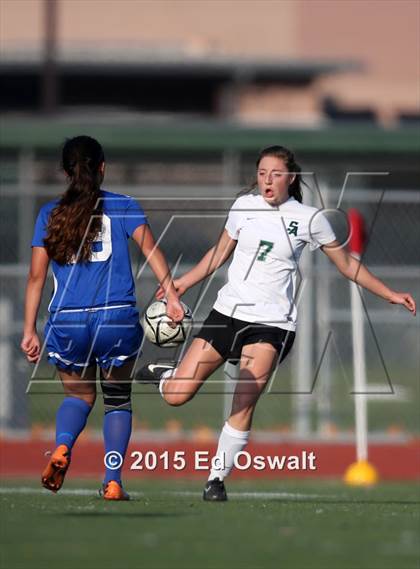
left=257, top=240, right=274, bottom=261
left=287, top=220, right=299, bottom=236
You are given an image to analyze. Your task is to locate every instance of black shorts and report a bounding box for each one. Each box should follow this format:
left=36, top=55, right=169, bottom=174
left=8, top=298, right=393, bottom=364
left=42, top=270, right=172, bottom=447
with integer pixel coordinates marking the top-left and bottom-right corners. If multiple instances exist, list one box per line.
left=195, top=309, right=295, bottom=364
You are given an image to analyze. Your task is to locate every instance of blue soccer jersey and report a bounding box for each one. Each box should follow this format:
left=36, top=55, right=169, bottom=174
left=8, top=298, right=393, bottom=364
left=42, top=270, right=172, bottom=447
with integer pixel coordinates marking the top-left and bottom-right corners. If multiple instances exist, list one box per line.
left=31, top=190, right=147, bottom=312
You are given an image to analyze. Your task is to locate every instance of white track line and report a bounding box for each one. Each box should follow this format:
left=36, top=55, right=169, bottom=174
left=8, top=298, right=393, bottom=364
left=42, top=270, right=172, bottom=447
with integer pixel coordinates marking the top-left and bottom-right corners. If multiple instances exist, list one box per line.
left=0, top=487, right=336, bottom=500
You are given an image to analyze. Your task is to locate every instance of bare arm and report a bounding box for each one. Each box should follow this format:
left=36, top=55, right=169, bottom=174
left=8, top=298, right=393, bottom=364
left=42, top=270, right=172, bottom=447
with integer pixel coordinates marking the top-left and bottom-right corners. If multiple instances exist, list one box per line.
left=21, top=247, right=50, bottom=362
left=322, top=241, right=416, bottom=315
left=156, top=229, right=237, bottom=298
left=132, top=224, right=184, bottom=321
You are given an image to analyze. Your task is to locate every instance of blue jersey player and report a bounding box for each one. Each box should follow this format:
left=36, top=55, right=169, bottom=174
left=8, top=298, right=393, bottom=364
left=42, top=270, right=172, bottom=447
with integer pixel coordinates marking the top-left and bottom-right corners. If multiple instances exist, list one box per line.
left=21, top=136, right=184, bottom=500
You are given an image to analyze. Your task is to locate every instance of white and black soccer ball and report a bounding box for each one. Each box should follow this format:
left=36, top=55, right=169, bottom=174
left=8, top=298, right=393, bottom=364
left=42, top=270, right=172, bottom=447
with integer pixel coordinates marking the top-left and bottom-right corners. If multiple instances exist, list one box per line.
left=142, top=300, right=193, bottom=347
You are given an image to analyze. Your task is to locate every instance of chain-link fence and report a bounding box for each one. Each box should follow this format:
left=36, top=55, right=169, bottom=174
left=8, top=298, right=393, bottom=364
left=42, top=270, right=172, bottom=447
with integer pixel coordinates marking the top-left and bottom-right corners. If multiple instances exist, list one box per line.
left=1, top=149, right=419, bottom=441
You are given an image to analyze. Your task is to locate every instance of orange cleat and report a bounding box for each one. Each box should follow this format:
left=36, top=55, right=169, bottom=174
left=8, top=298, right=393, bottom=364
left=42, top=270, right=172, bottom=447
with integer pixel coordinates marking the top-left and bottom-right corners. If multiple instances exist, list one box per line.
left=101, top=480, right=130, bottom=501
left=41, top=444, right=71, bottom=493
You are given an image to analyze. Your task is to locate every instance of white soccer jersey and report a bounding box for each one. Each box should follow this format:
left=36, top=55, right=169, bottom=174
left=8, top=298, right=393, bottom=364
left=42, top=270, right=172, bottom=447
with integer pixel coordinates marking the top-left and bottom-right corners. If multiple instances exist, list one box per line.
left=213, top=193, right=336, bottom=331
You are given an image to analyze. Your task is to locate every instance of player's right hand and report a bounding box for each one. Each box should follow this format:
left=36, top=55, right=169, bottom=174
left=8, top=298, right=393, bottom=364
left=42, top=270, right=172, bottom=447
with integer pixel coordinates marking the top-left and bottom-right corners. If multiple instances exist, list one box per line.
left=21, top=332, right=41, bottom=363
left=165, top=296, right=185, bottom=324
left=156, top=278, right=189, bottom=300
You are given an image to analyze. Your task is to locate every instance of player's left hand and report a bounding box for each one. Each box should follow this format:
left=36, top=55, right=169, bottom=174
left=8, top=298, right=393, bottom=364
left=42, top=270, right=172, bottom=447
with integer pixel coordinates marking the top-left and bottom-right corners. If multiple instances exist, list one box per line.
left=165, top=297, right=185, bottom=324
left=21, top=332, right=41, bottom=363
left=388, top=291, right=416, bottom=316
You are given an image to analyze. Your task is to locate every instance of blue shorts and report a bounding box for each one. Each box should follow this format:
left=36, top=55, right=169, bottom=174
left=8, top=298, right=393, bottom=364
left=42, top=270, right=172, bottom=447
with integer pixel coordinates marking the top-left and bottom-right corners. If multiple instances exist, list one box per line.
left=44, top=306, right=143, bottom=372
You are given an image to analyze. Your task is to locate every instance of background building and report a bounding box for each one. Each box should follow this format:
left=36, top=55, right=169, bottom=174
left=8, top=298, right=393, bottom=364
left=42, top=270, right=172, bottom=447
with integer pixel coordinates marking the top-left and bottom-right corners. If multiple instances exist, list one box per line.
left=1, top=0, right=419, bottom=123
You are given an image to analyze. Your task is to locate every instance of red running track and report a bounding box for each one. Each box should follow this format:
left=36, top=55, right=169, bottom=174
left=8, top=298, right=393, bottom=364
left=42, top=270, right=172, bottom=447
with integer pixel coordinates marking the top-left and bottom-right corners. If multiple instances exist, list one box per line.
left=1, top=438, right=419, bottom=480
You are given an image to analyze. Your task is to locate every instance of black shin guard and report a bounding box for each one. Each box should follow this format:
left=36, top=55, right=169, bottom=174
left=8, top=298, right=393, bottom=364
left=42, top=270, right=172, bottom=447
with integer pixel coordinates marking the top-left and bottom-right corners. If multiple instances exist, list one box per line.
left=100, top=378, right=132, bottom=413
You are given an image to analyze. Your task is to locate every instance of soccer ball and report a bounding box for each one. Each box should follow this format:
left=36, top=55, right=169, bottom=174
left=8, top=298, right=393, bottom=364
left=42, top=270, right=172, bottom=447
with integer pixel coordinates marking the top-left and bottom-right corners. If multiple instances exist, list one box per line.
left=142, top=300, right=193, bottom=347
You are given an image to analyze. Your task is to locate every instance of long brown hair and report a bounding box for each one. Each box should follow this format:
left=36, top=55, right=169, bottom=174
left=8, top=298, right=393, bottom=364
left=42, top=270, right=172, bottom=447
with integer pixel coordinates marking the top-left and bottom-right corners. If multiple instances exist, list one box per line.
left=44, top=136, right=105, bottom=264
left=241, top=145, right=304, bottom=203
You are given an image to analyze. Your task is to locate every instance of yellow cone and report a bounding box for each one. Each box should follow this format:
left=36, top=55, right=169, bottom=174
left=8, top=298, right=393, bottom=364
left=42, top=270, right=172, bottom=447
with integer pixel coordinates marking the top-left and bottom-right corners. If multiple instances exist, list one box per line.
left=344, top=460, right=379, bottom=486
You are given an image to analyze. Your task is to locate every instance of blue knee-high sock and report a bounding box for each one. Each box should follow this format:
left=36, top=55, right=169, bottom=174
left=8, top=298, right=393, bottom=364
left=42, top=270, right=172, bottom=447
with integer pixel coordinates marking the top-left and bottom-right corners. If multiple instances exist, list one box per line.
left=56, top=396, right=92, bottom=449
left=103, top=409, right=132, bottom=485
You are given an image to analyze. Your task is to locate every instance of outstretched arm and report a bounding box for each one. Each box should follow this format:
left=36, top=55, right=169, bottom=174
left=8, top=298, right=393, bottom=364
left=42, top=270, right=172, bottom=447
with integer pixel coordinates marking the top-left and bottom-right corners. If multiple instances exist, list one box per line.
left=132, top=224, right=184, bottom=322
left=21, top=247, right=50, bottom=362
left=322, top=241, right=416, bottom=315
left=156, top=229, right=237, bottom=298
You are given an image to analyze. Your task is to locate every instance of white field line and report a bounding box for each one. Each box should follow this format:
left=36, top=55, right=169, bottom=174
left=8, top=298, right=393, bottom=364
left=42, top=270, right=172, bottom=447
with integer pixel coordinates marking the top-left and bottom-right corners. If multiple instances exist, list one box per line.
left=168, top=491, right=338, bottom=500
left=0, top=487, right=337, bottom=500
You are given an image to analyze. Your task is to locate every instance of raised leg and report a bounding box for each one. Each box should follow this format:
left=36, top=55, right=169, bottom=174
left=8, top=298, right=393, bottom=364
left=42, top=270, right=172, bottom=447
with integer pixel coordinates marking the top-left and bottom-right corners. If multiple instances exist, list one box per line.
left=162, top=338, right=225, bottom=406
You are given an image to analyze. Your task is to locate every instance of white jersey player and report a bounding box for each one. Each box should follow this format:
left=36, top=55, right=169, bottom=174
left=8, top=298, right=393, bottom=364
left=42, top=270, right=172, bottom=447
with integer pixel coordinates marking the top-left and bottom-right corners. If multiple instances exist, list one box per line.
left=138, top=145, right=416, bottom=501
left=214, top=191, right=336, bottom=331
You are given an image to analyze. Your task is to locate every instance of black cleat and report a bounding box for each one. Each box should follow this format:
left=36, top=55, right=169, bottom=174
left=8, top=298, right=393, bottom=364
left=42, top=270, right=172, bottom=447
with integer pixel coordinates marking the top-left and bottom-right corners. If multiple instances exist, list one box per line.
left=203, top=478, right=228, bottom=502
left=135, top=363, right=176, bottom=387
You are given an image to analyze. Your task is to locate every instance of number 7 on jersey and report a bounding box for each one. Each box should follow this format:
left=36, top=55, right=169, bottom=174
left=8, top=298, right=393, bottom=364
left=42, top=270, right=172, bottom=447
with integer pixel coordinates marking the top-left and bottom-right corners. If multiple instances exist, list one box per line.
left=257, top=240, right=274, bottom=261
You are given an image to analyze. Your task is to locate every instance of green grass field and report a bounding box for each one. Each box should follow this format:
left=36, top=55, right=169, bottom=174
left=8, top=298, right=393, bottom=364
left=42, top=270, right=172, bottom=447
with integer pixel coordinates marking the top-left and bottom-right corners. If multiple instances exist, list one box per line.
left=1, top=479, right=419, bottom=569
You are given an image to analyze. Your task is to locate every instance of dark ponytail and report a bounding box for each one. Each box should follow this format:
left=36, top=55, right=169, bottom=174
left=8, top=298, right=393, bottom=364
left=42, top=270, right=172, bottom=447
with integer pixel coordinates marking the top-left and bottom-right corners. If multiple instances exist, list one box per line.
left=240, top=145, right=303, bottom=203
left=44, top=136, right=105, bottom=264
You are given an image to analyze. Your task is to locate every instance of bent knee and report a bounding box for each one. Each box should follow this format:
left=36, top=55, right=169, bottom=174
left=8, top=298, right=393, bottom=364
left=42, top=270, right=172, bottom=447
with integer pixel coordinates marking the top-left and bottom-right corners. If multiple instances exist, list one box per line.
left=163, top=392, right=192, bottom=407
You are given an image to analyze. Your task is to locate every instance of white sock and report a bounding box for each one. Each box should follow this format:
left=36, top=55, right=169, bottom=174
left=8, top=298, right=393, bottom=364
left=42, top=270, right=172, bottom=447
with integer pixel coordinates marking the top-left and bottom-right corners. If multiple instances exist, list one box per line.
left=158, top=368, right=177, bottom=398
left=208, top=421, right=250, bottom=481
